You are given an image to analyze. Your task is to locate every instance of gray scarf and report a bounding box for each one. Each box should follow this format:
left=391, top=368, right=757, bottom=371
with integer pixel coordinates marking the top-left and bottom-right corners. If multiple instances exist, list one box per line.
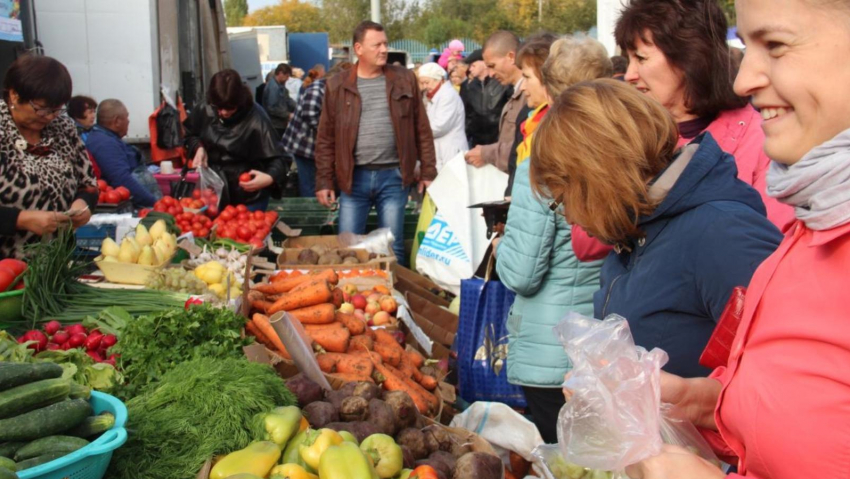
left=767, top=128, right=850, bottom=230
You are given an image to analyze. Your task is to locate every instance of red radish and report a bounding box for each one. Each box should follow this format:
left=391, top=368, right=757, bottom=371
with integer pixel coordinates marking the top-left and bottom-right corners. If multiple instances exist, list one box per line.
left=84, top=335, right=102, bottom=351
left=44, top=320, right=62, bottom=335
left=109, top=353, right=120, bottom=361
left=46, top=343, right=60, bottom=351
left=65, top=324, right=87, bottom=336
left=86, top=350, right=103, bottom=362
left=68, top=333, right=87, bottom=348
left=51, top=331, right=69, bottom=344
left=101, top=334, right=117, bottom=348
left=103, top=358, right=116, bottom=367
left=61, top=342, right=74, bottom=351
left=23, top=330, right=48, bottom=352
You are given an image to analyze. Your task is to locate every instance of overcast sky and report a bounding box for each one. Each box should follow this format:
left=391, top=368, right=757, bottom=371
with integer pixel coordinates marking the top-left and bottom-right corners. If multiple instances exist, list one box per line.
left=247, top=0, right=282, bottom=12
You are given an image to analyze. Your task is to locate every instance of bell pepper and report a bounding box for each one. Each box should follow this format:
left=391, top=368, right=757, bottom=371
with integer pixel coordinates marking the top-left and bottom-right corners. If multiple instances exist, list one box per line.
left=410, top=465, right=439, bottom=479
left=282, top=430, right=313, bottom=472
left=261, top=406, right=303, bottom=448
left=269, top=463, right=318, bottom=479
left=318, top=441, right=379, bottom=479
left=360, top=434, right=403, bottom=479
left=398, top=469, right=413, bottom=479
left=339, top=430, right=359, bottom=445
left=299, top=428, right=344, bottom=470
left=210, top=441, right=281, bottom=479
left=299, top=415, right=310, bottom=432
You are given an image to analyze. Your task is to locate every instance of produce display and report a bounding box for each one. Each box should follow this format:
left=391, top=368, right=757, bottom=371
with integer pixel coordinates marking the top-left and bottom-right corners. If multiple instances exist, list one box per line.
left=96, top=180, right=130, bottom=205
left=283, top=244, right=385, bottom=266
left=16, top=320, right=118, bottom=365
left=193, top=260, right=242, bottom=300
left=212, top=205, right=278, bottom=250
left=98, top=221, right=178, bottom=266
left=0, top=258, right=26, bottom=292
left=151, top=189, right=219, bottom=217
left=145, top=267, right=211, bottom=295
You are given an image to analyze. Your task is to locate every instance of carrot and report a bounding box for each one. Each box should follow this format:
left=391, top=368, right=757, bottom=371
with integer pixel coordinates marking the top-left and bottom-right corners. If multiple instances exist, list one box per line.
left=245, top=320, right=271, bottom=345
left=419, top=374, right=438, bottom=391
left=347, top=335, right=374, bottom=353
left=251, top=313, right=292, bottom=359
left=371, top=357, right=431, bottom=414
left=336, top=311, right=365, bottom=336
left=268, top=280, right=333, bottom=313
left=317, top=353, right=338, bottom=373
left=287, top=303, right=336, bottom=324
left=374, top=341, right=403, bottom=367
left=374, top=329, right=401, bottom=346
left=327, top=372, right=374, bottom=384
left=398, top=355, right=423, bottom=382
left=406, top=350, right=425, bottom=369
left=251, top=299, right=273, bottom=314
left=303, top=322, right=344, bottom=332
left=311, top=269, right=339, bottom=285
left=364, top=326, right=376, bottom=340
left=332, top=288, right=344, bottom=308
left=289, top=279, right=324, bottom=294
left=306, top=326, right=350, bottom=353
left=316, top=352, right=374, bottom=376
left=349, top=348, right=380, bottom=362
left=387, top=364, right=439, bottom=412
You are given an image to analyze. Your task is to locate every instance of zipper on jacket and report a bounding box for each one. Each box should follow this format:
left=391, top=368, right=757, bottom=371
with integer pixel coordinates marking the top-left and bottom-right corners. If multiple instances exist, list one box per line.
left=601, top=274, right=624, bottom=318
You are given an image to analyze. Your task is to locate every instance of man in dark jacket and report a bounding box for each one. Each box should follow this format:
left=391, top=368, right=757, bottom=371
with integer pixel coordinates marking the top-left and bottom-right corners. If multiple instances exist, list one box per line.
left=315, top=21, right=437, bottom=263
left=86, top=99, right=161, bottom=207
left=460, top=49, right=511, bottom=148
left=262, top=63, right=297, bottom=138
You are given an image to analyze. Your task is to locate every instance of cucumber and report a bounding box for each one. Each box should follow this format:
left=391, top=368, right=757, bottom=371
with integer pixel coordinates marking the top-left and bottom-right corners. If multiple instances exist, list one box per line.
left=0, top=399, right=92, bottom=442
left=0, top=363, right=63, bottom=392
left=14, top=452, right=65, bottom=471
left=0, top=467, right=18, bottom=479
left=14, top=436, right=88, bottom=461
left=0, top=443, right=24, bottom=460
left=0, top=458, right=13, bottom=472
left=68, top=382, right=91, bottom=400
left=0, top=378, right=70, bottom=419
left=66, top=412, right=115, bottom=438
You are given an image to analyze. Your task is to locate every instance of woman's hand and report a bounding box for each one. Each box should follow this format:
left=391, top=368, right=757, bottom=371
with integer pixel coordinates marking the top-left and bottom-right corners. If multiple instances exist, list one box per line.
left=660, top=372, right=722, bottom=430
left=193, top=146, right=208, bottom=168
left=16, top=210, right=71, bottom=236
left=625, top=445, right=725, bottom=479
left=67, top=199, right=91, bottom=228
left=239, top=170, right=273, bottom=192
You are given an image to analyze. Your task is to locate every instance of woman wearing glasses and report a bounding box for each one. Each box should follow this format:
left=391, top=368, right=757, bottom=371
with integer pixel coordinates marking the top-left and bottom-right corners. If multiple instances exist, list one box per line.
left=183, top=69, right=288, bottom=210
left=0, top=55, right=98, bottom=259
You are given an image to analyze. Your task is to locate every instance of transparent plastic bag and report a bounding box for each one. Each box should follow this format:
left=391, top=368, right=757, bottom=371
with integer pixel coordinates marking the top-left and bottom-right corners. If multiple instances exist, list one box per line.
left=198, top=166, right=225, bottom=209
left=553, top=312, right=719, bottom=475
left=338, top=228, right=396, bottom=257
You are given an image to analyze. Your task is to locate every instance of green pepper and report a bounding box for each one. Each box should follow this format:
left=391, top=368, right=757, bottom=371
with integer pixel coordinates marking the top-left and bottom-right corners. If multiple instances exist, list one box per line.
left=319, top=441, right=379, bottom=479
left=209, top=441, right=280, bottom=479
left=360, top=434, right=403, bottom=479
left=339, top=430, right=359, bottom=445
left=260, top=406, right=303, bottom=448
left=299, top=428, right=344, bottom=470
left=283, top=430, right=313, bottom=471
left=398, top=469, right=413, bottom=479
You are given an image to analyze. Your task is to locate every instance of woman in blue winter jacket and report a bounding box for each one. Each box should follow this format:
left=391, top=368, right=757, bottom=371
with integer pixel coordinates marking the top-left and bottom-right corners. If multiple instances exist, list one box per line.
left=530, top=80, right=782, bottom=380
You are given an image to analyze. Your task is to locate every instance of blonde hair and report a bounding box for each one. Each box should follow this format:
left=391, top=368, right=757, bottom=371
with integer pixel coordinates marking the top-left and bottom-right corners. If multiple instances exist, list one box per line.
left=543, top=36, right=613, bottom=98
left=530, top=79, right=678, bottom=245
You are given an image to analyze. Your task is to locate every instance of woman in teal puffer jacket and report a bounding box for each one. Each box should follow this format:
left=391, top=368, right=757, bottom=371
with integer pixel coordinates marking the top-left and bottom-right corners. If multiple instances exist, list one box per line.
left=495, top=36, right=613, bottom=443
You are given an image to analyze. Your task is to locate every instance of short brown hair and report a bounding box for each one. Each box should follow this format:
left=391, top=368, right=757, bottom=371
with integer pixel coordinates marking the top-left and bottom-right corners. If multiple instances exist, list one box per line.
left=274, top=63, right=292, bottom=76
left=3, top=55, right=72, bottom=107
left=483, top=30, right=520, bottom=57
left=615, top=0, right=746, bottom=118
left=207, top=69, right=253, bottom=111
left=353, top=21, right=384, bottom=46
left=530, top=79, right=678, bottom=245
left=68, top=95, right=97, bottom=121
left=543, top=36, right=613, bottom=98
left=516, top=38, right=554, bottom=88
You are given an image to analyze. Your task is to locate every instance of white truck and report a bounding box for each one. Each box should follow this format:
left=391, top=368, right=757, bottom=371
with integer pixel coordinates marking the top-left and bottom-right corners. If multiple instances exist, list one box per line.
left=227, top=25, right=288, bottom=92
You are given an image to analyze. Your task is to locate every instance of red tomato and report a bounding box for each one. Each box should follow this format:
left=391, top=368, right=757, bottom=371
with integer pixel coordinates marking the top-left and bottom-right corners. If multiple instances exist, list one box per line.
left=257, top=226, right=270, bottom=238
left=0, top=268, right=15, bottom=292
left=169, top=206, right=182, bottom=216
left=237, top=226, right=252, bottom=240
left=236, top=204, right=248, bottom=213
left=265, top=210, right=278, bottom=222
left=115, top=186, right=130, bottom=201
left=191, top=200, right=204, bottom=209
left=247, top=223, right=257, bottom=235
left=220, top=210, right=234, bottom=221
left=239, top=172, right=253, bottom=182
left=253, top=210, right=265, bottom=221
left=105, top=191, right=121, bottom=204
left=139, top=209, right=150, bottom=218
left=106, top=186, right=114, bottom=193
left=198, top=227, right=210, bottom=237
left=98, top=192, right=106, bottom=204
left=154, top=203, right=168, bottom=212
left=237, top=212, right=250, bottom=221
left=206, top=206, right=218, bottom=218
left=250, top=239, right=264, bottom=249
left=192, top=190, right=201, bottom=200
left=97, top=180, right=108, bottom=192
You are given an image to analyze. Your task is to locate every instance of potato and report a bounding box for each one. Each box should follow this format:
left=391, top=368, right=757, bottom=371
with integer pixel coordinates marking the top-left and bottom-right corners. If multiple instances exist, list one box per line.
left=310, top=244, right=330, bottom=256
left=422, top=425, right=453, bottom=454
left=453, top=452, right=503, bottom=479
left=367, top=398, right=397, bottom=436
left=318, top=253, right=342, bottom=265
left=383, top=390, right=419, bottom=430
left=428, top=451, right=457, bottom=473
left=325, top=421, right=382, bottom=443
left=340, top=396, right=369, bottom=422
left=285, top=374, right=324, bottom=407
left=396, top=428, right=428, bottom=459
left=297, top=249, right=320, bottom=265
left=353, top=382, right=382, bottom=402
left=342, top=256, right=360, bottom=265
left=338, top=249, right=358, bottom=259
left=303, top=401, right=339, bottom=428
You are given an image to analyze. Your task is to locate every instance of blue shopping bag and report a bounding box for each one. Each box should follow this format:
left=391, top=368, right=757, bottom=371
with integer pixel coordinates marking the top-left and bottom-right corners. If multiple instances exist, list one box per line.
left=454, top=254, right=526, bottom=407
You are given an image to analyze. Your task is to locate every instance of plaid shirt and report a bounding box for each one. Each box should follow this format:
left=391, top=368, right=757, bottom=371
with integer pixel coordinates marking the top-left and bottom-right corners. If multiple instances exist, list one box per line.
left=282, top=79, right=325, bottom=160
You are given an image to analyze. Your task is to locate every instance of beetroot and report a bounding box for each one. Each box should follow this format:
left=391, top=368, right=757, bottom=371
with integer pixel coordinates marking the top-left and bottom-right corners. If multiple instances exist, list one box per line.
left=52, top=331, right=69, bottom=344
left=44, top=320, right=62, bottom=335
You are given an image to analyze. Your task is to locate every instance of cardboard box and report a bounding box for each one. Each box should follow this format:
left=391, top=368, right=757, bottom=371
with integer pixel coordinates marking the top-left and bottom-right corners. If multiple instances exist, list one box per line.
left=394, top=275, right=451, bottom=308
left=406, top=292, right=458, bottom=335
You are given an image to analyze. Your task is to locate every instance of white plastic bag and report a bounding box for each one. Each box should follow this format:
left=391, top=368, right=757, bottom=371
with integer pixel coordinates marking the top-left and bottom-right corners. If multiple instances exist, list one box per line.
left=553, top=312, right=719, bottom=474
left=198, top=166, right=225, bottom=209
left=449, top=402, right=545, bottom=469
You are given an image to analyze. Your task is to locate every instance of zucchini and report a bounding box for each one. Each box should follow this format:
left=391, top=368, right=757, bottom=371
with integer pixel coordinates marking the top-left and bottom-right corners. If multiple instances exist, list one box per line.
left=0, top=363, right=63, bottom=392
left=0, top=458, right=13, bottom=471
left=66, top=412, right=115, bottom=438
left=68, top=382, right=91, bottom=400
left=0, top=443, right=23, bottom=460
left=15, top=435, right=88, bottom=461
left=0, top=399, right=92, bottom=442
left=0, top=378, right=70, bottom=419
left=14, top=452, right=65, bottom=471
left=0, top=467, right=18, bottom=479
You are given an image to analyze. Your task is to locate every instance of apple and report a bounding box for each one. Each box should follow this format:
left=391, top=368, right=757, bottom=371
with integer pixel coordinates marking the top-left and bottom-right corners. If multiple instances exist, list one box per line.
left=343, top=291, right=352, bottom=303
left=379, top=296, right=398, bottom=314
left=351, top=294, right=368, bottom=310
left=354, top=310, right=366, bottom=322
left=372, top=311, right=392, bottom=326
left=365, top=301, right=381, bottom=315
left=342, top=284, right=359, bottom=296
left=367, top=293, right=382, bottom=303
left=339, top=302, right=355, bottom=314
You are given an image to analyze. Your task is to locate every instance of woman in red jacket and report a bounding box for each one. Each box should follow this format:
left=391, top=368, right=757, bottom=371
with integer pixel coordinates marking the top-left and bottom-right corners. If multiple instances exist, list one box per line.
left=622, top=0, right=850, bottom=477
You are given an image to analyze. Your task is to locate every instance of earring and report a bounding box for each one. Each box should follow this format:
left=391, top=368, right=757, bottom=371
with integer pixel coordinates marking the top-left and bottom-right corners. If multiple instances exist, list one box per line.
left=9, top=105, right=14, bottom=110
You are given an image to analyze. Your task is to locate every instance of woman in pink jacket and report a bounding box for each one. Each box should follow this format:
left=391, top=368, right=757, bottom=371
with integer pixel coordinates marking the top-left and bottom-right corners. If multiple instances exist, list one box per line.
left=622, top=0, right=850, bottom=477
left=614, top=0, right=795, bottom=232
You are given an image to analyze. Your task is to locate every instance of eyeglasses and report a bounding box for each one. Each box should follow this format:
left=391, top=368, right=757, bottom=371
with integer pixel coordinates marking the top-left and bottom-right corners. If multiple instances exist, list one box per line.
left=29, top=101, right=67, bottom=118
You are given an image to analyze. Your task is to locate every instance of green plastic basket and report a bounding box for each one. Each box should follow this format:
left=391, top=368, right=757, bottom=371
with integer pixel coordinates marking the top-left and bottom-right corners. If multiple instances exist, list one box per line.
left=0, top=289, right=24, bottom=329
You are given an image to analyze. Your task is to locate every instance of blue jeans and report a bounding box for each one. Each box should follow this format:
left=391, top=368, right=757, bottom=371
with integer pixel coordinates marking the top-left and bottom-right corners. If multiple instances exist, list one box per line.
left=293, top=155, right=317, bottom=198
left=339, top=167, right=409, bottom=264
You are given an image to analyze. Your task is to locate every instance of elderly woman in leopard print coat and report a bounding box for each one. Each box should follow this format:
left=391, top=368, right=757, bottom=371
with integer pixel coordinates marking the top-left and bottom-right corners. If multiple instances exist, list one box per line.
left=0, top=55, right=98, bottom=259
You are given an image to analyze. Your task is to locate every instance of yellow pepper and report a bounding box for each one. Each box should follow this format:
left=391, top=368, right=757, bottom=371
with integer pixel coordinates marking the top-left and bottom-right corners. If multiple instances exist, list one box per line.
left=339, top=430, right=359, bottom=445
left=318, top=442, right=380, bottom=479
left=299, top=428, right=344, bottom=470
left=209, top=441, right=280, bottom=479
left=270, top=463, right=318, bottom=479
left=261, top=406, right=303, bottom=448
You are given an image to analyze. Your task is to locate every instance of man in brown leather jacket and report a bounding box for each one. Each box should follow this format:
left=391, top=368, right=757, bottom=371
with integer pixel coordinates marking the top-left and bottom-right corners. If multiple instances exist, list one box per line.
left=315, top=21, right=437, bottom=263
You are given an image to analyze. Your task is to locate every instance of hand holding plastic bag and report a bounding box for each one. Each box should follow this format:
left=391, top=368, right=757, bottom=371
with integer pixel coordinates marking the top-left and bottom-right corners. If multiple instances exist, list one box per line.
left=553, top=313, right=718, bottom=476
left=198, top=166, right=225, bottom=208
